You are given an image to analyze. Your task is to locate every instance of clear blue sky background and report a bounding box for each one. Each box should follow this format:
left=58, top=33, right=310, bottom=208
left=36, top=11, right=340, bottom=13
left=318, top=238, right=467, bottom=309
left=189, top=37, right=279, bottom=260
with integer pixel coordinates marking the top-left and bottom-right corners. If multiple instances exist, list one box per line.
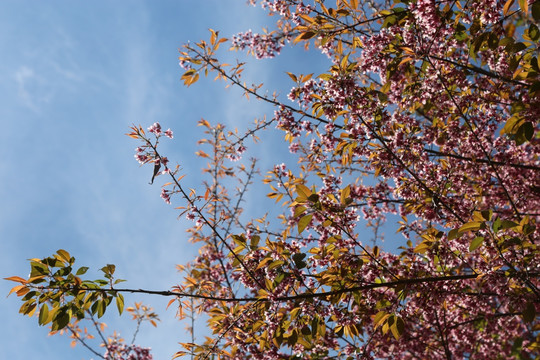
left=0, top=1, right=333, bottom=359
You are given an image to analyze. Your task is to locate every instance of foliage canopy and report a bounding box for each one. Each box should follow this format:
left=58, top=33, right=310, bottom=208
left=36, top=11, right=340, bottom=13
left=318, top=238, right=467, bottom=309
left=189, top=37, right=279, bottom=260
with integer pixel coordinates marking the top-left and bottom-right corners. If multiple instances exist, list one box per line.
left=7, top=0, right=540, bottom=359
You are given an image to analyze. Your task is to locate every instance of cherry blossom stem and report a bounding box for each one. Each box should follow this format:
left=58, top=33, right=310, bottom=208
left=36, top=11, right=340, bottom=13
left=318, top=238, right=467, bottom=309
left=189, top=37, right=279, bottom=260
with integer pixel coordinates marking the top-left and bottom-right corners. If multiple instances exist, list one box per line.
left=67, top=325, right=105, bottom=359
left=142, top=135, right=266, bottom=291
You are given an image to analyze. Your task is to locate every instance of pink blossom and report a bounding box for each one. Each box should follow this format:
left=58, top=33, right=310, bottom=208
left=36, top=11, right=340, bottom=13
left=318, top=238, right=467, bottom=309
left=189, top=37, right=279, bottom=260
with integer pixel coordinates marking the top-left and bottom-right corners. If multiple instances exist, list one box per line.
left=147, top=122, right=161, bottom=135
left=134, top=154, right=149, bottom=164
left=160, top=188, right=171, bottom=204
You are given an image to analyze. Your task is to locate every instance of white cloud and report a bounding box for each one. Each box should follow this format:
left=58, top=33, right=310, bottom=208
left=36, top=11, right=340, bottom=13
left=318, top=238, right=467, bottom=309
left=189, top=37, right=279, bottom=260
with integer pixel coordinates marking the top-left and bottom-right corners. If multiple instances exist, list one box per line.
left=14, top=65, right=52, bottom=111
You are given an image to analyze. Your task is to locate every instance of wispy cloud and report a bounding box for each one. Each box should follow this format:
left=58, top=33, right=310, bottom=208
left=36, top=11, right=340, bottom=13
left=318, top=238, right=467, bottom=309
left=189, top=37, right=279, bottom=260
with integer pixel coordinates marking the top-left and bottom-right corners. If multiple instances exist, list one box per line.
left=14, top=65, right=52, bottom=112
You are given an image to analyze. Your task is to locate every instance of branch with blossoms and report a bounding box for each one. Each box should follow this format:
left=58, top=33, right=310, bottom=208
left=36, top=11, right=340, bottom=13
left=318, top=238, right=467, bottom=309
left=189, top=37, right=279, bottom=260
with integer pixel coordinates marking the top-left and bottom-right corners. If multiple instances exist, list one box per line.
left=129, top=123, right=267, bottom=292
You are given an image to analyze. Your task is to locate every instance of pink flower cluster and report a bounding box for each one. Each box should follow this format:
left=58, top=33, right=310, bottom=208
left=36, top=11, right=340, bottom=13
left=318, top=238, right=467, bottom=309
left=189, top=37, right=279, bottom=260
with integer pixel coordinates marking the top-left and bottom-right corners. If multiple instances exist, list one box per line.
left=148, top=122, right=173, bottom=139
left=133, top=122, right=173, bottom=170
left=232, top=29, right=285, bottom=59
left=104, top=341, right=152, bottom=360
left=226, top=143, right=246, bottom=161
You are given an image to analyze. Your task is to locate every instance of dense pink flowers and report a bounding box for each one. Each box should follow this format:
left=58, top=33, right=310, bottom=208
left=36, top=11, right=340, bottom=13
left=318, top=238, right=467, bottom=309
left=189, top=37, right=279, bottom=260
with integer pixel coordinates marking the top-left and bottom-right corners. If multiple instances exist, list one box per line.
left=164, top=1, right=539, bottom=359
left=232, top=29, right=286, bottom=59
left=104, top=340, right=153, bottom=360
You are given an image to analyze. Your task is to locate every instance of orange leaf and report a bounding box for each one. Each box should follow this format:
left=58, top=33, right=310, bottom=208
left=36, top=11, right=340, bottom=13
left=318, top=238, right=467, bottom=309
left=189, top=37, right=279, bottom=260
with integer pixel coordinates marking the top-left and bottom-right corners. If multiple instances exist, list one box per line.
left=503, top=0, right=515, bottom=15
left=7, top=285, right=26, bottom=296
left=166, top=298, right=176, bottom=310
left=4, top=276, right=28, bottom=284
left=518, top=0, right=528, bottom=14
left=16, top=286, right=30, bottom=297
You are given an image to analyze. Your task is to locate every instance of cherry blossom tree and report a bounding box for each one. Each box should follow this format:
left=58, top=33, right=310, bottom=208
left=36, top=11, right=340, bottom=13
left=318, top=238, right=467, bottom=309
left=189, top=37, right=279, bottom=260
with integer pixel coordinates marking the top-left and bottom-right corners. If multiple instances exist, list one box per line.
left=7, top=0, right=540, bottom=359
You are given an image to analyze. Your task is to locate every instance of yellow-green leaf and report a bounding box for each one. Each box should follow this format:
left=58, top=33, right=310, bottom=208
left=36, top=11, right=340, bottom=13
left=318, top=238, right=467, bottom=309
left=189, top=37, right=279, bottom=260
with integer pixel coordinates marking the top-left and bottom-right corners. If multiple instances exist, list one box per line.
left=116, top=294, right=124, bottom=315
left=414, top=241, right=432, bottom=254
left=296, top=184, right=312, bottom=201
left=56, top=249, right=71, bottom=264
left=38, top=304, right=49, bottom=325
left=340, top=185, right=351, bottom=205
left=469, top=236, right=484, bottom=251
left=458, top=221, right=483, bottom=233
left=294, top=206, right=307, bottom=217
left=373, top=311, right=390, bottom=328
left=298, top=214, right=313, bottom=234
left=448, top=228, right=461, bottom=240
left=390, top=316, right=405, bottom=340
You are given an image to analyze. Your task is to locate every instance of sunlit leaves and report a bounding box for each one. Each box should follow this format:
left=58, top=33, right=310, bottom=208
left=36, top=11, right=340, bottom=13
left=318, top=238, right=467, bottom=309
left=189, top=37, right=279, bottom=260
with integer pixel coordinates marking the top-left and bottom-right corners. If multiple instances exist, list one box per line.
left=38, top=303, right=49, bottom=325
left=116, top=293, right=125, bottom=315
left=373, top=312, right=405, bottom=340
left=469, top=236, right=484, bottom=252
left=181, top=69, right=200, bottom=86
left=458, top=221, right=484, bottom=233
left=7, top=251, right=127, bottom=331
left=297, top=214, right=313, bottom=234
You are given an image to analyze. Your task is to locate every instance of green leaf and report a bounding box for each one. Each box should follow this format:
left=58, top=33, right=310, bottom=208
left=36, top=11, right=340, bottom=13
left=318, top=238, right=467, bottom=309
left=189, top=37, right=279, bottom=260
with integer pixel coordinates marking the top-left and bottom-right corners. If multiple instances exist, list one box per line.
left=469, top=236, right=484, bottom=251
left=268, top=260, right=284, bottom=270
left=101, top=264, right=116, bottom=276
left=53, top=308, right=70, bottom=330
left=38, top=304, right=49, bottom=325
left=382, top=14, right=397, bottom=28
left=492, top=218, right=502, bottom=232
left=116, top=294, right=124, bottom=315
left=298, top=214, right=313, bottom=234
left=522, top=302, right=535, bottom=323
left=533, top=1, right=540, bottom=21
left=30, top=261, right=49, bottom=277
left=373, top=311, right=389, bottom=328
left=414, top=241, right=432, bottom=254
left=458, top=221, right=483, bottom=233
left=480, top=210, right=493, bottom=221
left=390, top=316, right=405, bottom=340
left=510, top=42, right=527, bottom=53
left=294, top=206, right=307, bottom=217
left=529, top=24, right=540, bottom=42
left=295, top=184, right=311, bottom=201
left=292, top=253, right=307, bottom=269
left=76, top=266, right=89, bottom=276
left=501, top=220, right=519, bottom=229
left=448, top=228, right=461, bottom=240
left=56, top=249, right=71, bottom=264
left=91, top=300, right=104, bottom=317
left=232, top=234, right=246, bottom=246
left=287, top=329, right=298, bottom=347
left=298, top=31, right=316, bottom=40
left=515, top=122, right=534, bottom=145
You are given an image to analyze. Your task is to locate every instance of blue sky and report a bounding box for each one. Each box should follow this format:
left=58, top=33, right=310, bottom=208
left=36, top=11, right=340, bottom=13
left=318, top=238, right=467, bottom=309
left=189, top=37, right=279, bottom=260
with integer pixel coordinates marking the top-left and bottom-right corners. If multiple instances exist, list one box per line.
left=0, top=1, right=286, bottom=359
